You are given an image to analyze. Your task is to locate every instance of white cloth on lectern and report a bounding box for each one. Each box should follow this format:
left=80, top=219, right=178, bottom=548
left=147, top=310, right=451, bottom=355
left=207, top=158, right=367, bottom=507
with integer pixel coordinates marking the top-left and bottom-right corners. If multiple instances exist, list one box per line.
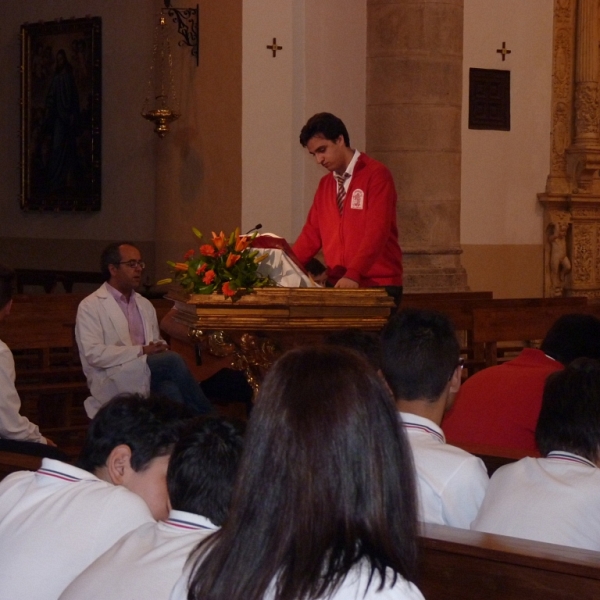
left=254, top=233, right=320, bottom=288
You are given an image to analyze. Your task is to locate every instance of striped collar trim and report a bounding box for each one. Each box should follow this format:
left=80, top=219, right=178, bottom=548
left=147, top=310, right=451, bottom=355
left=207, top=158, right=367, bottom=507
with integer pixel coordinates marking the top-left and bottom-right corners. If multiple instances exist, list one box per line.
left=546, top=451, right=597, bottom=468
left=37, top=467, right=83, bottom=482
left=164, top=511, right=218, bottom=531
left=399, top=413, right=446, bottom=444
left=165, top=517, right=213, bottom=531
left=403, top=423, right=445, bottom=444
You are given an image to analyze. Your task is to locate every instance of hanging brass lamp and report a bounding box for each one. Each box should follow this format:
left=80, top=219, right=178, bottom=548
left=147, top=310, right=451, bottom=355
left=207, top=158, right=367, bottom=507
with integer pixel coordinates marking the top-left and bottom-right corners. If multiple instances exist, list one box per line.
left=141, top=16, right=180, bottom=138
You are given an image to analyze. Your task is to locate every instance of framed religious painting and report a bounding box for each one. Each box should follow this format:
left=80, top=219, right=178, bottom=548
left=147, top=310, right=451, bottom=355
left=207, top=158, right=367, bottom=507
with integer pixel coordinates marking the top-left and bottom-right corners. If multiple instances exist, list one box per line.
left=20, top=17, right=102, bottom=211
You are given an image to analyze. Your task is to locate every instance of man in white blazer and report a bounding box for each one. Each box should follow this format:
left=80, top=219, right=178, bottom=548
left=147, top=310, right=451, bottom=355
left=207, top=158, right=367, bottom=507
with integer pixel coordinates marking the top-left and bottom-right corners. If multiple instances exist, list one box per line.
left=76, top=242, right=212, bottom=418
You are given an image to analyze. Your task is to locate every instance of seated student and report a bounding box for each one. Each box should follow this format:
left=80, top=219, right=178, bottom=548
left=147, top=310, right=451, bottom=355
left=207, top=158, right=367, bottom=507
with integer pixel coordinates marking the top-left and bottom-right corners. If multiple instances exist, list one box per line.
left=0, top=265, right=62, bottom=456
left=381, top=309, right=489, bottom=529
left=0, top=393, right=192, bottom=600
left=472, top=358, right=600, bottom=551
left=443, top=313, right=600, bottom=452
left=59, top=417, right=243, bottom=600
left=171, top=346, right=424, bottom=600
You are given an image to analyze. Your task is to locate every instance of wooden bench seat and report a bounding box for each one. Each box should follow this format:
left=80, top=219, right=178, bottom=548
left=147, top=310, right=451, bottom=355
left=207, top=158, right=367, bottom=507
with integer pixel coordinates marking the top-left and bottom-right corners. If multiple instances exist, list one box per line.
left=418, top=522, right=600, bottom=599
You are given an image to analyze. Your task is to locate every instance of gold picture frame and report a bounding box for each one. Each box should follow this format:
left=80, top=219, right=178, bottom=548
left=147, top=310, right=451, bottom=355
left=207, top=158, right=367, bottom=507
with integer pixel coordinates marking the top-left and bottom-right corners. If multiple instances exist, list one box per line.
left=20, top=17, right=102, bottom=211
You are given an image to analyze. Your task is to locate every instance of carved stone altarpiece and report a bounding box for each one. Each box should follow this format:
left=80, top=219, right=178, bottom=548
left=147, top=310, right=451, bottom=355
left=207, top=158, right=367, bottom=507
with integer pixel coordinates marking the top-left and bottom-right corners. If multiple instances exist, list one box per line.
left=539, top=0, right=600, bottom=299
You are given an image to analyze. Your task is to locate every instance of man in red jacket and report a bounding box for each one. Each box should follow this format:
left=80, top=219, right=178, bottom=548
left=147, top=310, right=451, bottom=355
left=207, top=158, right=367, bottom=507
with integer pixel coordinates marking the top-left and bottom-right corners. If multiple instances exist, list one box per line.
left=293, top=113, right=403, bottom=302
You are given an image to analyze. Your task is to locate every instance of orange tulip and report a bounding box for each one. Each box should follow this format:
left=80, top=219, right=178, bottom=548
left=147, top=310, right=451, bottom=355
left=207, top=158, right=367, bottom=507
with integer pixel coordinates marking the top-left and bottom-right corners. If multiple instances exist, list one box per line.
left=174, top=262, right=189, bottom=271
left=222, top=282, right=236, bottom=297
left=226, top=253, right=241, bottom=268
left=200, top=244, right=216, bottom=257
left=211, top=231, right=227, bottom=251
left=203, top=270, right=216, bottom=284
left=235, top=235, right=249, bottom=252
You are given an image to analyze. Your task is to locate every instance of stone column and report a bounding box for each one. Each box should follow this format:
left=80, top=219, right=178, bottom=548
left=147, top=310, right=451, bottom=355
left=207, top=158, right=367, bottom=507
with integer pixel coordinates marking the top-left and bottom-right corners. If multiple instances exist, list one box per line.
left=539, top=0, right=600, bottom=300
left=572, top=0, right=599, bottom=147
left=367, top=0, right=467, bottom=292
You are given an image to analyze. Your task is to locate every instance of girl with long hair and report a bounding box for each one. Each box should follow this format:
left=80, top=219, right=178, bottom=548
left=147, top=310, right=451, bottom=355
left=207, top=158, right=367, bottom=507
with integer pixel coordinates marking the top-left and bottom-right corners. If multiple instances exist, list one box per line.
left=170, top=345, right=424, bottom=600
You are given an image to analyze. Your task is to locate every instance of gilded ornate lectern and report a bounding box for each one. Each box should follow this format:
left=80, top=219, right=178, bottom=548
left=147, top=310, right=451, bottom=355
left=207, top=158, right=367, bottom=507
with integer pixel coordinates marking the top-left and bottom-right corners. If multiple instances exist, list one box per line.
left=160, top=287, right=394, bottom=393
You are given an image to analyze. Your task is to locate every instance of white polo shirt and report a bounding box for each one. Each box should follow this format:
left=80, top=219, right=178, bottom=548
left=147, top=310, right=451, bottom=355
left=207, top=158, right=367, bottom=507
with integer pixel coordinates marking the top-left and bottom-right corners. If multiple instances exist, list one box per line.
left=59, top=509, right=218, bottom=600
left=170, top=561, right=425, bottom=600
left=399, top=412, right=489, bottom=528
left=0, top=458, right=154, bottom=600
left=472, top=452, right=600, bottom=550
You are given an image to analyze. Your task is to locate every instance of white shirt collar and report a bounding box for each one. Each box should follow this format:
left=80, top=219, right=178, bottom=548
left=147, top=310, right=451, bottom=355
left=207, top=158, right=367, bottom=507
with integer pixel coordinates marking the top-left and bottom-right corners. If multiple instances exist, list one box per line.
left=37, top=458, right=100, bottom=483
left=546, top=451, right=597, bottom=468
left=164, top=509, right=219, bottom=531
left=398, top=412, right=446, bottom=444
left=344, top=149, right=361, bottom=177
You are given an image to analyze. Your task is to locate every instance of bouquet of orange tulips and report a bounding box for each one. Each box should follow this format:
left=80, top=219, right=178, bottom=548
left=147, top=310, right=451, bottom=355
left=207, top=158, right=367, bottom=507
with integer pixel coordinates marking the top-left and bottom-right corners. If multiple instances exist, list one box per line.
left=160, top=227, right=274, bottom=301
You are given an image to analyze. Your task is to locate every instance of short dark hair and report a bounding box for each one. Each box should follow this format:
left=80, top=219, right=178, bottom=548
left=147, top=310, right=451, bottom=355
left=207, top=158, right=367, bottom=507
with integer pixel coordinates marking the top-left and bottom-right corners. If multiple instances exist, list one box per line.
left=381, top=309, right=460, bottom=401
left=536, top=358, right=600, bottom=461
left=100, top=242, right=138, bottom=281
left=167, top=417, right=243, bottom=525
left=305, top=257, right=326, bottom=277
left=299, top=112, right=350, bottom=147
left=187, top=346, right=418, bottom=600
left=0, top=265, right=15, bottom=311
left=326, top=329, right=382, bottom=370
left=540, top=313, right=600, bottom=365
left=77, top=393, right=194, bottom=473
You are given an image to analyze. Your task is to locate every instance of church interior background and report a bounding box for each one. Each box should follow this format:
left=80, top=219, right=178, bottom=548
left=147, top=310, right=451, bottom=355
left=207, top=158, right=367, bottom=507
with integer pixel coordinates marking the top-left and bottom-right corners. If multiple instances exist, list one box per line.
left=3, top=0, right=592, bottom=300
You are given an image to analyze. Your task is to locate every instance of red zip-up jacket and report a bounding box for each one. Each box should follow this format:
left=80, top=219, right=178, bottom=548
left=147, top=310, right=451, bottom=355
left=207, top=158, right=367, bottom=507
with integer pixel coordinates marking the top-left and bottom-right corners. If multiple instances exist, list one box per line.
left=293, top=153, right=403, bottom=286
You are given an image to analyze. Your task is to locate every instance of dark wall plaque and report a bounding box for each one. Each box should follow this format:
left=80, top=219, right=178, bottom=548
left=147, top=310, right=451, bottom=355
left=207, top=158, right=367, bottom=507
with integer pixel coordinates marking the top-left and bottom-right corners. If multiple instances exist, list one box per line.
left=468, top=68, right=510, bottom=131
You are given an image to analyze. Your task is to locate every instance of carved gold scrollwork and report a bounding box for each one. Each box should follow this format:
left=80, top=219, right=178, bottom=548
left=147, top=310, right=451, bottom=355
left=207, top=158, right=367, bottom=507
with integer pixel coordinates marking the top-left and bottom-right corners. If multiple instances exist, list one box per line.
left=572, top=224, right=594, bottom=283
left=574, top=82, right=599, bottom=137
left=187, top=328, right=280, bottom=395
left=207, top=331, right=236, bottom=357
left=230, top=334, right=280, bottom=395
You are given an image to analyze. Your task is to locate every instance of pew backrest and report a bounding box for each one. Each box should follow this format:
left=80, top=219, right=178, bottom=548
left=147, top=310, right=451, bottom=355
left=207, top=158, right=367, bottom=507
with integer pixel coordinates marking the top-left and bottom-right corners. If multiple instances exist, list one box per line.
left=419, top=522, right=600, bottom=600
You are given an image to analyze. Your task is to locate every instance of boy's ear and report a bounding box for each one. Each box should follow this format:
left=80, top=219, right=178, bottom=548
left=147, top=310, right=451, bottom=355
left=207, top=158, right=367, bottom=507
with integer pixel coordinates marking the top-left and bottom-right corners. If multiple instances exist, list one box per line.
left=448, top=365, right=462, bottom=395
left=105, top=444, right=133, bottom=485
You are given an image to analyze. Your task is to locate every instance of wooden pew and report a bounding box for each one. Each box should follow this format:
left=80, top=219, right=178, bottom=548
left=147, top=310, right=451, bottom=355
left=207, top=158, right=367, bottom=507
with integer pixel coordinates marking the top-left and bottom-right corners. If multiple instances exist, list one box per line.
left=418, top=523, right=600, bottom=599
left=0, top=293, right=172, bottom=446
left=0, top=295, right=88, bottom=444
left=0, top=451, right=42, bottom=481
left=401, top=295, right=588, bottom=375
left=472, top=298, right=589, bottom=367
left=402, top=291, right=494, bottom=304
left=15, top=269, right=103, bottom=293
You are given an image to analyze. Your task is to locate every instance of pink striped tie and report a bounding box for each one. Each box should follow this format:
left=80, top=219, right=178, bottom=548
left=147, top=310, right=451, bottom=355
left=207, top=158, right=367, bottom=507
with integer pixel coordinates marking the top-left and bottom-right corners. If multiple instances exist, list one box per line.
left=334, top=173, right=351, bottom=214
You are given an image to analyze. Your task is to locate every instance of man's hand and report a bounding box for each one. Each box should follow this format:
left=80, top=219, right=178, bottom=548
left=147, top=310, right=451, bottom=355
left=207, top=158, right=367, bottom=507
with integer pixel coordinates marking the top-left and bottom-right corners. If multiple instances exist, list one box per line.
left=142, top=341, right=169, bottom=355
left=45, top=437, right=57, bottom=447
left=334, top=277, right=359, bottom=288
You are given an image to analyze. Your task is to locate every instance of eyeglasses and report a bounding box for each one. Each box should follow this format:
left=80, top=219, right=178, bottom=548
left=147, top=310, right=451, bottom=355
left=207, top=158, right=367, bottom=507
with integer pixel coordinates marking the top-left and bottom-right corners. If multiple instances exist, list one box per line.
left=448, top=357, right=465, bottom=381
left=117, top=260, right=145, bottom=269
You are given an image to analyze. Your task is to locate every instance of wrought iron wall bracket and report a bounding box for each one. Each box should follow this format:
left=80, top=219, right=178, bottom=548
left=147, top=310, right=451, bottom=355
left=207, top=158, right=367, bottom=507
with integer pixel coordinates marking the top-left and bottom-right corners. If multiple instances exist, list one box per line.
left=162, top=1, right=199, bottom=66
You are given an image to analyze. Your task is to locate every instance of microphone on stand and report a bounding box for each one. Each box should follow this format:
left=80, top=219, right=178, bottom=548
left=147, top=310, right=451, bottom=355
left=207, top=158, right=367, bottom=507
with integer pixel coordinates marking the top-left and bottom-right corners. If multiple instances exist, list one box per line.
left=245, top=223, right=263, bottom=235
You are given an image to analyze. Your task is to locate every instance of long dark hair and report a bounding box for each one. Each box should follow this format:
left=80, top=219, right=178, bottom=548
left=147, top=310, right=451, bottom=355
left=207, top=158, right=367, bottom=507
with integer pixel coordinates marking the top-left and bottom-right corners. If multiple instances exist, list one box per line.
left=186, top=345, right=418, bottom=600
